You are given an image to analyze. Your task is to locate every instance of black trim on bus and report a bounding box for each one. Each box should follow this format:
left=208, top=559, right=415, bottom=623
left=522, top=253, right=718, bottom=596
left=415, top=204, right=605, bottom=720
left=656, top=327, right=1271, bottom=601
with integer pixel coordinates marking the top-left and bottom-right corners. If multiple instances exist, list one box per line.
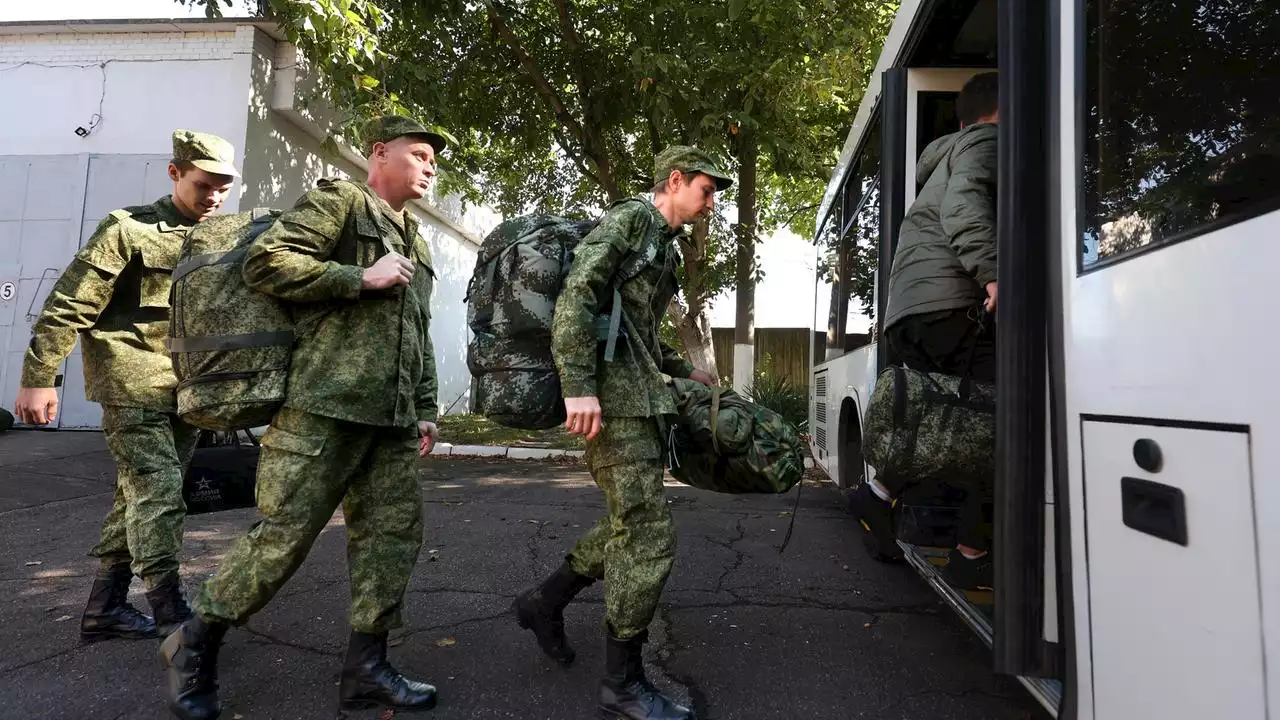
left=1048, top=2, right=1079, bottom=717
left=876, top=68, right=909, bottom=374
left=1078, top=414, right=1249, bottom=434
left=994, top=0, right=1060, bottom=683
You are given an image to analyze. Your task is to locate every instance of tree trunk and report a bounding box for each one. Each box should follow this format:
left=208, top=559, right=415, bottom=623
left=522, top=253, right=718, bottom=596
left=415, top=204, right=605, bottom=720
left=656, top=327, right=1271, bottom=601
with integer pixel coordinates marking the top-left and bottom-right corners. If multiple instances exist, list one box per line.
left=733, top=127, right=758, bottom=392
left=669, top=216, right=719, bottom=377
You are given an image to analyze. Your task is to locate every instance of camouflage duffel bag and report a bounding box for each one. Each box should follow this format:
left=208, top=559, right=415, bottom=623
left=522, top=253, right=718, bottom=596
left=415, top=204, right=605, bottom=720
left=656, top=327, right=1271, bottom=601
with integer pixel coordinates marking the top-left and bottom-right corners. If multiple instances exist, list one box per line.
left=169, top=208, right=293, bottom=432
left=861, top=365, right=996, bottom=496
left=663, top=376, right=805, bottom=494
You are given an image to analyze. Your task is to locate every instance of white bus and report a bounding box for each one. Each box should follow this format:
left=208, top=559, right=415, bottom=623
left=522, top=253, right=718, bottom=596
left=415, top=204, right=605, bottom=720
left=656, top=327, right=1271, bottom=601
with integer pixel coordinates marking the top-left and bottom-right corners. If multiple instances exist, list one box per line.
left=807, top=1, right=1278, bottom=718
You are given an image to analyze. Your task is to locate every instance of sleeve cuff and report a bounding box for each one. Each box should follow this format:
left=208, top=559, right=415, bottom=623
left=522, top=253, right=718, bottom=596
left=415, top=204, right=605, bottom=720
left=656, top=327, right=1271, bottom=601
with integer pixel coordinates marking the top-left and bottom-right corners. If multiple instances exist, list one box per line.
left=20, top=362, right=59, bottom=388
left=975, top=268, right=997, bottom=287
left=559, top=373, right=598, bottom=399
left=663, top=358, right=695, bottom=378
left=334, top=264, right=365, bottom=300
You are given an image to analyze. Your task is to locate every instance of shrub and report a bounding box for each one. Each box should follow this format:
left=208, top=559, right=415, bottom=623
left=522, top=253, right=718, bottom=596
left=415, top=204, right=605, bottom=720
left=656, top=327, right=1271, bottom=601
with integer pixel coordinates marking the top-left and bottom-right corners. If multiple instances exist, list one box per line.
left=741, top=355, right=808, bottom=431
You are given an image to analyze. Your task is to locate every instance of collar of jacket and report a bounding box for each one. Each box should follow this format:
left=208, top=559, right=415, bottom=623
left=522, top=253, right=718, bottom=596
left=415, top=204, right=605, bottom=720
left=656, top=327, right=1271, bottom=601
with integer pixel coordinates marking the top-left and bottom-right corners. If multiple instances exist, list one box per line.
left=155, top=195, right=197, bottom=231
left=640, top=196, right=687, bottom=240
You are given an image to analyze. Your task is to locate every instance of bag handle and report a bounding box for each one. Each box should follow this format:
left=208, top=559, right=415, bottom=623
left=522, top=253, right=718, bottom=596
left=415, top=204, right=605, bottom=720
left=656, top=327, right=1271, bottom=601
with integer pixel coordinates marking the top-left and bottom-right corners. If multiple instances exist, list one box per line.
left=709, top=387, right=723, bottom=456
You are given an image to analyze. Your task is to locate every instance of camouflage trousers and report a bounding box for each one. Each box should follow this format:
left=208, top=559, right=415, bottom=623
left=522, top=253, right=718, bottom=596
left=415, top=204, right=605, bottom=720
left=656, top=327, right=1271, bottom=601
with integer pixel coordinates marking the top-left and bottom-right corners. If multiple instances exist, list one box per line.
left=90, top=406, right=199, bottom=589
left=568, top=417, right=675, bottom=639
left=193, top=407, right=423, bottom=633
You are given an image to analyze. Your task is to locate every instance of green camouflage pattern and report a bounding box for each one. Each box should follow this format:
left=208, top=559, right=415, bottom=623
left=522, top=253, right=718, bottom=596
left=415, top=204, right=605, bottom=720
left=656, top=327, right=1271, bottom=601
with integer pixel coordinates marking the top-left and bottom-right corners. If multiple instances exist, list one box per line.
left=170, top=209, right=293, bottom=431
left=552, top=197, right=695, bottom=417
left=242, top=179, right=439, bottom=426
left=21, top=196, right=195, bottom=411
left=359, top=114, right=447, bottom=154
left=466, top=215, right=599, bottom=429
left=567, top=417, right=674, bottom=639
left=172, top=129, right=240, bottom=178
left=653, top=144, right=734, bottom=191
left=663, top=377, right=805, bottom=494
left=861, top=365, right=996, bottom=497
left=193, top=407, right=423, bottom=633
left=90, top=405, right=199, bottom=589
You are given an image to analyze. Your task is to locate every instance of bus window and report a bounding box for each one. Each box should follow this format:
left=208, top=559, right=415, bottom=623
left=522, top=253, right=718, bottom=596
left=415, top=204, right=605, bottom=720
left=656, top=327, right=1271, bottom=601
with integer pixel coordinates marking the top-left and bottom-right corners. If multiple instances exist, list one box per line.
left=916, top=91, right=960, bottom=162
left=1082, top=0, right=1280, bottom=271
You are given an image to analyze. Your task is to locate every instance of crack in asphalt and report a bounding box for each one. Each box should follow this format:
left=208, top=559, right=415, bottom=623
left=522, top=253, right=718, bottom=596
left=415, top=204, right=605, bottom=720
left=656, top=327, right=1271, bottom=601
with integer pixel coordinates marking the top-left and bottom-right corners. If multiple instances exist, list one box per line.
left=650, top=606, right=709, bottom=719
left=0, top=488, right=116, bottom=516
left=240, top=626, right=334, bottom=658
left=0, top=645, right=81, bottom=677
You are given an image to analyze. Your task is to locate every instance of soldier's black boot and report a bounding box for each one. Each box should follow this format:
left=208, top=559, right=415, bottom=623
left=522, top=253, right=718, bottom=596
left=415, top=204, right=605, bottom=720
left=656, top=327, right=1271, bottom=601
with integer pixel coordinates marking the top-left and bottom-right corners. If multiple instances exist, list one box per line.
left=338, top=631, right=438, bottom=713
left=80, top=563, right=158, bottom=642
left=159, top=615, right=227, bottom=720
left=513, top=560, right=596, bottom=664
left=146, top=572, right=194, bottom=637
left=599, top=629, right=695, bottom=720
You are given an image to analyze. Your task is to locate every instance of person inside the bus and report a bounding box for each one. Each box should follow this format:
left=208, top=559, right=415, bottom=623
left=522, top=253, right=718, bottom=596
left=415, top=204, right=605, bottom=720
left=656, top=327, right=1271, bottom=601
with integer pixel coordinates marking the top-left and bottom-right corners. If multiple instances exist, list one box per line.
left=854, top=71, right=1000, bottom=592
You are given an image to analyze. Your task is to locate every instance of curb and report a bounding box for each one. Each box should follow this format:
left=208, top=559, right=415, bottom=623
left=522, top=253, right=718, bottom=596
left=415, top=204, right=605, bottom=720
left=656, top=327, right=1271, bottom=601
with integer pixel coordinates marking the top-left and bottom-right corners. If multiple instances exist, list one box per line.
left=430, top=443, right=584, bottom=460
left=432, top=443, right=816, bottom=468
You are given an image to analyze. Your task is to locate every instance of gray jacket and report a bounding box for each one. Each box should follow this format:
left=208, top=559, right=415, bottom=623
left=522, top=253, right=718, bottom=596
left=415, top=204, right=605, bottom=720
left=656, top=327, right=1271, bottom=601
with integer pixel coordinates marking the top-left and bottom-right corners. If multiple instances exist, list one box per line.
left=884, top=122, right=997, bottom=329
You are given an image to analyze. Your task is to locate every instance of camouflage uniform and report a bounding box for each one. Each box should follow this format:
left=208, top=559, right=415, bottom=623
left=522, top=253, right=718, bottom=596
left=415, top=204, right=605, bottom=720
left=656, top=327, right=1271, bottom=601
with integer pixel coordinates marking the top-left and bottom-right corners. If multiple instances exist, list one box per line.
left=23, top=189, right=204, bottom=586
left=552, top=188, right=716, bottom=638
left=192, top=177, right=438, bottom=634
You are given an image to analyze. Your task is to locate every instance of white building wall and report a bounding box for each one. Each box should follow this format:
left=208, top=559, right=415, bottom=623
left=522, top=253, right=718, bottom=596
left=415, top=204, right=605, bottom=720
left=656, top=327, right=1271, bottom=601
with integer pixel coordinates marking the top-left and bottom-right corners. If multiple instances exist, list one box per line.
left=0, top=21, right=495, bottom=425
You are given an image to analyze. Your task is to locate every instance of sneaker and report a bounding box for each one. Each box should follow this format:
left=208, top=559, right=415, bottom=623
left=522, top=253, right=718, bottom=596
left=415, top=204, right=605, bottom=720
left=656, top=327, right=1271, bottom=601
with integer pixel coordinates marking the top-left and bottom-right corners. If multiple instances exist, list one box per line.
left=941, top=548, right=994, bottom=591
left=848, top=482, right=903, bottom=562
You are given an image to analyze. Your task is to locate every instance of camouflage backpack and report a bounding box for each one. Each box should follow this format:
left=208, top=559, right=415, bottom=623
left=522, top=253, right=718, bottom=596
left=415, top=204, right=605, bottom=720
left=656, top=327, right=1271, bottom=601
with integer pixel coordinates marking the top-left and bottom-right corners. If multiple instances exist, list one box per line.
left=465, top=205, right=655, bottom=430
left=663, top=376, right=806, bottom=494
left=169, top=209, right=293, bottom=431
left=861, top=365, right=996, bottom=497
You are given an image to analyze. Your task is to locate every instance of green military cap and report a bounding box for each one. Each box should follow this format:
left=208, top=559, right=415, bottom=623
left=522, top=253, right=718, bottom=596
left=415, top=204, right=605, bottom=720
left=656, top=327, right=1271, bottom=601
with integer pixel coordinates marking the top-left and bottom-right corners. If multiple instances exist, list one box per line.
left=654, top=145, right=733, bottom=191
left=172, top=129, right=240, bottom=178
left=362, top=114, right=448, bottom=155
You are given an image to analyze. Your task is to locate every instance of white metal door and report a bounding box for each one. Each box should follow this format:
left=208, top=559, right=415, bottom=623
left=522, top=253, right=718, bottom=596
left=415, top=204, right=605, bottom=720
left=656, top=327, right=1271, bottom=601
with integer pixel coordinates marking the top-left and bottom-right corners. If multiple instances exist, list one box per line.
left=0, top=155, right=90, bottom=428
left=58, top=154, right=173, bottom=429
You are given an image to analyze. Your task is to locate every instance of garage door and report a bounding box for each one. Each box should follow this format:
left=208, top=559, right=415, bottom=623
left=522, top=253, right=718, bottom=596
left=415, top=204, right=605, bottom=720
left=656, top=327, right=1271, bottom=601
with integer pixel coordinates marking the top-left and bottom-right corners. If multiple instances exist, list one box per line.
left=0, top=154, right=171, bottom=430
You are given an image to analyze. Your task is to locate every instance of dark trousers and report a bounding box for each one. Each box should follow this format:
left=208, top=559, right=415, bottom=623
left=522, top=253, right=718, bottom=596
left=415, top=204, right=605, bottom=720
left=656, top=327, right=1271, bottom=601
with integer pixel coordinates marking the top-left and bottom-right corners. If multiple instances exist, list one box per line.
left=886, top=308, right=996, bottom=551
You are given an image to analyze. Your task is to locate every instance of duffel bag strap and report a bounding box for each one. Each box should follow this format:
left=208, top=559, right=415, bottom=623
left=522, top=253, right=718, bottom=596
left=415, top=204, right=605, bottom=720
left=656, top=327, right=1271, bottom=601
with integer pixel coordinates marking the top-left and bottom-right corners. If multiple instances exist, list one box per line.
left=709, top=387, right=723, bottom=455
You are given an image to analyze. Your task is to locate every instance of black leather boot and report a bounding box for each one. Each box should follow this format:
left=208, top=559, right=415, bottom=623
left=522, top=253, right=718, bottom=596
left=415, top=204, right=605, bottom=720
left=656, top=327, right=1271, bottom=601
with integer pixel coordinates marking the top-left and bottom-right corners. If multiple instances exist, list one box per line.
left=513, top=560, right=596, bottom=664
left=599, top=629, right=694, bottom=720
left=338, top=631, right=438, bottom=713
left=146, top=572, right=194, bottom=638
left=80, top=563, right=157, bottom=642
left=159, top=615, right=227, bottom=720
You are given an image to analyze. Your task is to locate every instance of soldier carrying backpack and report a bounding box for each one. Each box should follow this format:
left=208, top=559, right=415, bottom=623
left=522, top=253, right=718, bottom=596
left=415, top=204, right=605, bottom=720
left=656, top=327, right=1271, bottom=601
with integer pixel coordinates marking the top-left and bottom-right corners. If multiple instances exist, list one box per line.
left=511, top=146, right=730, bottom=720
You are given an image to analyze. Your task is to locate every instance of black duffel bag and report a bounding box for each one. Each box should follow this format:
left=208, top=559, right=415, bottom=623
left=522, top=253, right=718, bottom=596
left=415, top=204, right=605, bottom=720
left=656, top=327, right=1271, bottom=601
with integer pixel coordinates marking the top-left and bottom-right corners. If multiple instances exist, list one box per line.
left=184, top=429, right=259, bottom=515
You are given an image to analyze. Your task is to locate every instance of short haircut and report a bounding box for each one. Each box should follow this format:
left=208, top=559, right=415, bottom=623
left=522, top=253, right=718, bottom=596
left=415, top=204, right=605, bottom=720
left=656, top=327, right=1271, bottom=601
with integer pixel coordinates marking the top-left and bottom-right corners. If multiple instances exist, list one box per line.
left=651, top=170, right=705, bottom=195
left=170, top=159, right=196, bottom=175
left=957, top=71, right=999, bottom=125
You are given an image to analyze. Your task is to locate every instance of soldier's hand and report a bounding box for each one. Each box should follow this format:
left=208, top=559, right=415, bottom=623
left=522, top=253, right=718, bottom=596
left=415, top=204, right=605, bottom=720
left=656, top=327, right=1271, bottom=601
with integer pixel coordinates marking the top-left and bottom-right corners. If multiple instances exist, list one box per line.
left=564, top=396, right=603, bottom=441
left=14, top=387, right=59, bottom=425
left=688, top=369, right=717, bottom=387
left=362, top=252, right=415, bottom=291
left=984, top=281, right=997, bottom=313
left=417, top=420, right=439, bottom=457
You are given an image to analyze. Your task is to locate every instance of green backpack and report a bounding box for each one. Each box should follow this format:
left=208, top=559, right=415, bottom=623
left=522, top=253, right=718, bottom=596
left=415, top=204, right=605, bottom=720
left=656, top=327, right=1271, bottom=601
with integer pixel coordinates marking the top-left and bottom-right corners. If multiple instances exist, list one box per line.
left=169, top=208, right=293, bottom=431
left=465, top=204, right=655, bottom=430
left=663, top=376, right=806, bottom=494
left=860, top=365, right=996, bottom=497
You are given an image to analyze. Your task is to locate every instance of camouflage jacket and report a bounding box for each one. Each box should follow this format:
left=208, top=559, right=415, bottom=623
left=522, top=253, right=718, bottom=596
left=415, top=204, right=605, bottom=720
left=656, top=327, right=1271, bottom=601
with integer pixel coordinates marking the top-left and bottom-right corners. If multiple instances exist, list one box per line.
left=552, top=196, right=695, bottom=417
left=242, top=179, right=438, bottom=428
left=21, top=196, right=194, bottom=411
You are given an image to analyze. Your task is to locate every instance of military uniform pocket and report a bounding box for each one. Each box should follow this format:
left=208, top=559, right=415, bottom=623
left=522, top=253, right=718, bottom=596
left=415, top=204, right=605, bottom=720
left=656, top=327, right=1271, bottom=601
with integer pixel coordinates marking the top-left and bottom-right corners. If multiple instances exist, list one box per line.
left=585, top=417, right=662, bottom=471
left=260, top=426, right=326, bottom=457
left=138, top=244, right=177, bottom=309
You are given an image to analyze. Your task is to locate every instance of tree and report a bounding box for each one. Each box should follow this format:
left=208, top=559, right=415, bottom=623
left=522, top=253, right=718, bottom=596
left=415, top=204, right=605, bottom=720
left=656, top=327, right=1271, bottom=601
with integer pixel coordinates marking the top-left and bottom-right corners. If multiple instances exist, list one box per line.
left=181, top=0, right=896, bottom=377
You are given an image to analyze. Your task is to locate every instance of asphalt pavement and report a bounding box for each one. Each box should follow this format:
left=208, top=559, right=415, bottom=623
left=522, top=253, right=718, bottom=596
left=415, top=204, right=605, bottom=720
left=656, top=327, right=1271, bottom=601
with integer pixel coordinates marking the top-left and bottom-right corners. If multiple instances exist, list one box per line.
left=0, top=429, right=1049, bottom=720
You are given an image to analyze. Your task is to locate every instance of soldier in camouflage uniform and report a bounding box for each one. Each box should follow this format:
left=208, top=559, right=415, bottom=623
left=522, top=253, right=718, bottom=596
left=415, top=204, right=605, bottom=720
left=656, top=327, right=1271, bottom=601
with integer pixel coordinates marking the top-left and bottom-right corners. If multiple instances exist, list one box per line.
left=160, top=115, right=444, bottom=720
left=514, top=146, right=731, bottom=720
left=14, top=130, right=238, bottom=643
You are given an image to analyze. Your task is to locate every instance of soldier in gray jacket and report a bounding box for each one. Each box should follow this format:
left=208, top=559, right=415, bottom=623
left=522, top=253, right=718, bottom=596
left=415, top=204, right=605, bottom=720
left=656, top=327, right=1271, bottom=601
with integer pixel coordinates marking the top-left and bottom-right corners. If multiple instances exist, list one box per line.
left=855, top=71, right=1000, bottom=592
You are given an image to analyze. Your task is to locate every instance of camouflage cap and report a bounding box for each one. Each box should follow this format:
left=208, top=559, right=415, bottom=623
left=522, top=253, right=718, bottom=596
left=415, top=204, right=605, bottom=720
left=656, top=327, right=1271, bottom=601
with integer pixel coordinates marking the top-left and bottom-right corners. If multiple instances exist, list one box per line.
left=362, top=114, right=447, bottom=155
left=654, top=145, right=733, bottom=191
left=172, top=129, right=239, bottom=178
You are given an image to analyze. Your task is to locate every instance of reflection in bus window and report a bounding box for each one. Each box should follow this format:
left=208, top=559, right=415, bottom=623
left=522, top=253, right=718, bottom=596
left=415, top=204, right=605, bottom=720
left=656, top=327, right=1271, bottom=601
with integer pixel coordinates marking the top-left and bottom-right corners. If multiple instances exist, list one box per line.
left=1082, top=0, right=1280, bottom=269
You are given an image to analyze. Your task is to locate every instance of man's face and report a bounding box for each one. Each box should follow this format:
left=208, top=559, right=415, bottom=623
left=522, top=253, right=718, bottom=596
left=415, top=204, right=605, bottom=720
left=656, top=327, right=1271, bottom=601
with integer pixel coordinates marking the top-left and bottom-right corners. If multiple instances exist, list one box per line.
left=169, top=165, right=234, bottom=222
left=670, top=171, right=718, bottom=225
left=374, top=137, right=438, bottom=201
